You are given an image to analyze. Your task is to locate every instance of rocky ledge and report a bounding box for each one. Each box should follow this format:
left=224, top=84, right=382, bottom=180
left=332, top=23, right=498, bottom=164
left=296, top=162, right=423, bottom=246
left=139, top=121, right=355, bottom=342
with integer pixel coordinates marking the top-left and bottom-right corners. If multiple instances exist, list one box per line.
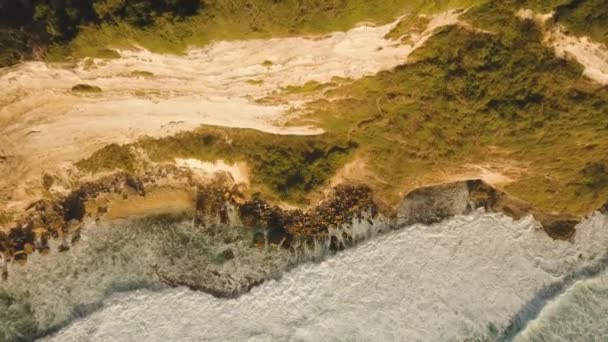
left=398, top=180, right=583, bottom=241
left=0, top=169, right=605, bottom=294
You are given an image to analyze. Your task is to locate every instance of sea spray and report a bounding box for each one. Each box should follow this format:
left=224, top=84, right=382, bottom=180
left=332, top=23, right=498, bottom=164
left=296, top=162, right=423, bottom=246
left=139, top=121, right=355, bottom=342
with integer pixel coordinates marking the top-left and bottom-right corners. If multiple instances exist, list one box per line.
left=42, top=212, right=608, bottom=342
left=515, top=272, right=608, bottom=341
left=0, top=210, right=389, bottom=341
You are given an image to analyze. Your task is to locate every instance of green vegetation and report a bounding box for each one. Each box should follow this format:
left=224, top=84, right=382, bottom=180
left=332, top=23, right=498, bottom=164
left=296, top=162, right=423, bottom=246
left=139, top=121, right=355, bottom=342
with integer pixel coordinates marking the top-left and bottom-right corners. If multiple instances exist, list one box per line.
left=34, top=0, right=608, bottom=215
left=246, top=79, right=264, bottom=85
left=0, top=28, right=30, bottom=67
left=66, top=0, right=490, bottom=58
left=130, top=70, right=155, bottom=78
left=0, top=212, right=12, bottom=227
left=0, top=0, right=199, bottom=39
left=471, top=0, right=608, bottom=45
left=71, top=84, right=102, bottom=93
left=289, top=4, right=608, bottom=215
left=466, top=0, right=608, bottom=47
left=2, top=0, right=607, bottom=67
left=77, top=126, right=355, bottom=203
left=1, top=0, right=487, bottom=66
left=384, top=13, right=431, bottom=42
left=280, top=81, right=328, bottom=95
left=0, top=0, right=200, bottom=64
left=77, top=143, right=137, bottom=172
left=555, top=0, right=608, bottom=46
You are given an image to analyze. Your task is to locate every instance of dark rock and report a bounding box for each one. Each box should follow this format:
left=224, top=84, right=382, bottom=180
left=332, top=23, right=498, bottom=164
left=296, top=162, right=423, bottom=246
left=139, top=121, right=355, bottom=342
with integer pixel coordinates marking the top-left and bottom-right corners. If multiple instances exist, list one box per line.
left=398, top=179, right=581, bottom=241
left=195, top=184, right=232, bottom=225
left=267, top=225, right=290, bottom=247
left=252, top=232, right=266, bottom=248
left=22, top=199, right=66, bottom=238
left=13, top=252, right=27, bottom=263
left=0, top=231, right=9, bottom=253
left=238, top=184, right=377, bottom=241
left=63, top=191, right=86, bottom=222
left=219, top=248, right=235, bottom=261
left=467, top=180, right=530, bottom=220
left=537, top=215, right=579, bottom=241
left=8, top=227, right=34, bottom=252
left=154, top=268, right=264, bottom=299
left=42, top=174, right=54, bottom=190
left=398, top=181, right=471, bottom=225
left=600, top=201, right=608, bottom=214
left=126, top=175, right=145, bottom=196
left=239, top=199, right=269, bottom=227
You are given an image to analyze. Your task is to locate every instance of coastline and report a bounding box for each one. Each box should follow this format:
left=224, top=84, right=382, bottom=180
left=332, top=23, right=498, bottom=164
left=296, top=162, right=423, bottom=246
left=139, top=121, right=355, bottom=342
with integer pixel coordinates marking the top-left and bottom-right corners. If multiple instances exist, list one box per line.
left=1, top=163, right=605, bottom=293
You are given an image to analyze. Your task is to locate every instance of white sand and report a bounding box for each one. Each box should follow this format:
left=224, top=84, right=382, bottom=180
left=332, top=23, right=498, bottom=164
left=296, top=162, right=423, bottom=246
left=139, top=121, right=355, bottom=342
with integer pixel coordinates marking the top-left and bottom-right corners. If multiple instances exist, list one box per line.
left=548, top=29, right=608, bottom=85
left=517, top=9, right=608, bottom=86
left=0, top=11, right=463, bottom=211
left=175, top=158, right=250, bottom=185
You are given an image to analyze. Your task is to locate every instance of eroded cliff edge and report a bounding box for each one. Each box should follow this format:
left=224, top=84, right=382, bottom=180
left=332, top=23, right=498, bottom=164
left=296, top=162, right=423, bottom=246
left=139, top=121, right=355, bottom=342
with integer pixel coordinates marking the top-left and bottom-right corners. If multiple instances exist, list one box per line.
left=1, top=0, right=608, bottom=301
left=0, top=164, right=603, bottom=297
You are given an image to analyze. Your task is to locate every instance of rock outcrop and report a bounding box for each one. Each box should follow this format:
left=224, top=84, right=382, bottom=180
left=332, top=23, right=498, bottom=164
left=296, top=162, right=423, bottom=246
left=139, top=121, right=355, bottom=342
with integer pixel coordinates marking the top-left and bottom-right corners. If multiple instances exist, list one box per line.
left=398, top=180, right=580, bottom=240
left=238, top=184, right=378, bottom=249
left=0, top=171, right=603, bottom=291
left=600, top=201, right=608, bottom=214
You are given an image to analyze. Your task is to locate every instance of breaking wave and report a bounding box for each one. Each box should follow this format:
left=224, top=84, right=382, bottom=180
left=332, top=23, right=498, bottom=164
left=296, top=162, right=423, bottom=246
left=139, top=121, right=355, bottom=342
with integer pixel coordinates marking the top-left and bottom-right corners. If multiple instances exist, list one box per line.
left=0, top=212, right=386, bottom=341
left=8, top=211, right=603, bottom=341
left=514, top=271, right=608, bottom=341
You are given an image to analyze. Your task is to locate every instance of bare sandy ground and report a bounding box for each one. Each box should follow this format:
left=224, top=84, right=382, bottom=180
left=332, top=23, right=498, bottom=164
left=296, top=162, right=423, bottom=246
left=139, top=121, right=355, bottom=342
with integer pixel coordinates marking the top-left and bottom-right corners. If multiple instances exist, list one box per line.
left=2, top=9, right=605, bottom=215
left=517, top=9, right=608, bottom=86
left=548, top=29, right=608, bottom=85
left=0, top=11, right=465, bottom=213
left=175, top=159, right=250, bottom=185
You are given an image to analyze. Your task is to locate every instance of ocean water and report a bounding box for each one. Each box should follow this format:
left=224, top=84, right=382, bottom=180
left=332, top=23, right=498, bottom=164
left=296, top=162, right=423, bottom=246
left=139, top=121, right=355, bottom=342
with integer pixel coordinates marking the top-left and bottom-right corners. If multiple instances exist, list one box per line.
left=515, top=271, right=608, bottom=342
left=0, top=212, right=384, bottom=341
left=13, top=211, right=604, bottom=341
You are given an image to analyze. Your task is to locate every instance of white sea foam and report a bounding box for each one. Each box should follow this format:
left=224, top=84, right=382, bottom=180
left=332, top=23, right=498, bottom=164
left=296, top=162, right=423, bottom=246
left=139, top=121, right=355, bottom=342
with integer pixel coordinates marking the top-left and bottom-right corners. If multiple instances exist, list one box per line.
left=42, top=211, right=608, bottom=341
left=515, top=271, right=608, bottom=341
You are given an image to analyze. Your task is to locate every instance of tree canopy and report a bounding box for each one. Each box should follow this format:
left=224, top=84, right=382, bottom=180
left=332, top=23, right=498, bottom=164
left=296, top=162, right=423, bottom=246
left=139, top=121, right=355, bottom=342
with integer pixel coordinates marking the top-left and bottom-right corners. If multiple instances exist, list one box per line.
left=0, top=0, right=201, bottom=40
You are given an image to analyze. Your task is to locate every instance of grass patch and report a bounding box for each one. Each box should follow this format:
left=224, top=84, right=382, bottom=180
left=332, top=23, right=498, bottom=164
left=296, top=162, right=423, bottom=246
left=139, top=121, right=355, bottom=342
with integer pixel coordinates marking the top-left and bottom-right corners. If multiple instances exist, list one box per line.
left=292, top=6, right=608, bottom=215
left=61, top=0, right=487, bottom=60
left=384, top=14, right=431, bottom=42
left=77, top=126, right=355, bottom=203
left=246, top=79, right=264, bottom=85
left=0, top=212, right=13, bottom=227
left=72, top=1, right=608, bottom=214
left=71, top=84, right=102, bottom=93
left=555, top=0, right=608, bottom=46
left=76, top=143, right=138, bottom=172
left=130, top=70, right=155, bottom=78
left=280, top=81, right=328, bottom=95
left=469, top=0, right=607, bottom=46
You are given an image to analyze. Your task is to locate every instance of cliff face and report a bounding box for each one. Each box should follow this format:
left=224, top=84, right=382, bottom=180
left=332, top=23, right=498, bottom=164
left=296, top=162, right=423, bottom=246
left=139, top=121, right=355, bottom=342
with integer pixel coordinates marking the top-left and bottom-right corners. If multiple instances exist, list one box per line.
left=0, top=166, right=600, bottom=293
left=399, top=180, right=581, bottom=240
left=1, top=0, right=608, bottom=301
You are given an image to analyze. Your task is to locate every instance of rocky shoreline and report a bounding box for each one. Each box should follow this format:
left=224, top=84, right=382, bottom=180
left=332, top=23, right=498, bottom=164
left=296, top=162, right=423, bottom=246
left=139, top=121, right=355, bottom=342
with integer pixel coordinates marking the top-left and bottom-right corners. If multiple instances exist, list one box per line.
left=0, top=167, right=605, bottom=295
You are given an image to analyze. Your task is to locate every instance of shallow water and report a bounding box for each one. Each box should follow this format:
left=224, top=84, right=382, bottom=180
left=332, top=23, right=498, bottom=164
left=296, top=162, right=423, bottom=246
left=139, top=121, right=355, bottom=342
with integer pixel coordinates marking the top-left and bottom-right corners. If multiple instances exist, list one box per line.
left=29, top=211, right=608, bottom=342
